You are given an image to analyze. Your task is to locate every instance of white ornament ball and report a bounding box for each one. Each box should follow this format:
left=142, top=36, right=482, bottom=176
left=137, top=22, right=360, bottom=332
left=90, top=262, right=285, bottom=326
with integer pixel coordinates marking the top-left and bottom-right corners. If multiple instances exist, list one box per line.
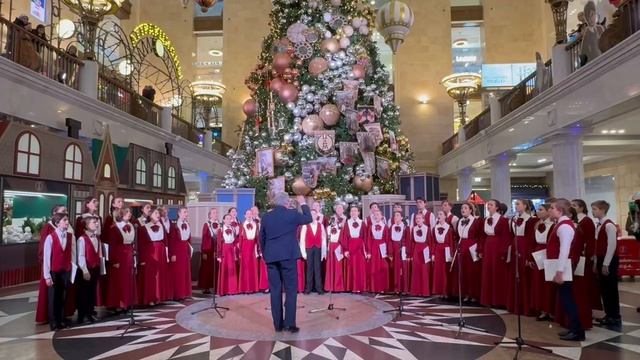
left=352, top=18, right=362, bottom=28
left=324, top=30, right=332, bottom=39
left=286, top=102, right=296, bottom=110
left=330, top=0, right=342, bottom=6
left=301, top=84, right=311, bottom=93
left=344, top=193, right=354, bottom=203
left=323, top=12, right=333, bottom=22
left=343, top=25, right=354, bottom=37
left=359, top=26, right=369, bottom=35
left=339, top=37, right=350, bottom=48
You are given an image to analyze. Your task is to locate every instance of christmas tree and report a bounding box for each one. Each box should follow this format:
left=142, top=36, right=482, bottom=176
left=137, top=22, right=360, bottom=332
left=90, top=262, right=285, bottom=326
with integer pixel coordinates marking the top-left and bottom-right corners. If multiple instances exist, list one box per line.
left=223, top=0, right=413, bottom=208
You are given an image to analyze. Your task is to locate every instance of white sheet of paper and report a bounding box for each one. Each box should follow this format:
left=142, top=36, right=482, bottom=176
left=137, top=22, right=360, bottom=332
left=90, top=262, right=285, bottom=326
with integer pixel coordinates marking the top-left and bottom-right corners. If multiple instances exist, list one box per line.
left=100, top=258, right=107, bottom=275
left=423, top=247, right=431, bottom=264
left=574, top=256, right=586, bottom=276
left=532, top=249, right=547, bottom=270
left=190, top=244, right=194, bottom=258
left=335, top=245, right=344, bottom=262
left=469, top=243, right=479, bottom=262
left=506, top=245, right=512, bottom=263
left=544, top=259, right=573, bottom=282
left=401, top=246, right=407, bottom=261
left=445, top=247, right=452, bottom=262
left=165, top=247, right=170, bottom=263
left=102, top=243, right=109, bottom=261
left=71, top=263, right=78, bottom=284
left=379, top=243, right=388, bottom=258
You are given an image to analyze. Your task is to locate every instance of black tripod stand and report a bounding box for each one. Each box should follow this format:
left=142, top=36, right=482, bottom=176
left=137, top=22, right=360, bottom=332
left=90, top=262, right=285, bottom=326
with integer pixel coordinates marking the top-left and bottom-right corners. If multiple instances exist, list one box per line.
left=383, top=247, right=408, bottom=320
left=119, top=224, right=154, bottom=337
left=310, top=249, right=346, bottom=319
left=495, top=233, right=551, bottom=359
left=441, top=240, right=487, bottom=337
left=191, top=254, right=229, bottom=318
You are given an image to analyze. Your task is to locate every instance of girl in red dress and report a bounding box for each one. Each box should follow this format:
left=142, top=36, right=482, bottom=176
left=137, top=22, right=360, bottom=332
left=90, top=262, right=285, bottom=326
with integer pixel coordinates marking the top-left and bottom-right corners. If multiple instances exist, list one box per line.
left=389, top=211, right=411, bottom=293
left=76, top=216, right=102, bottom=324
left=367, top=210, right=391, bottom=293
left=105, top=208, right=136, bottom=311
left=228, top=207, right=240, bottom=236
left=410, top=213, right=432, bottom=296
left=102, top=196, right=124, bottom=246
left=238, top=210, right=260, bottom=293
left=507, top=199, right=537, bottom=316
left=366, top=202, right=384, bottom=228
left=572, top=199, right=601, bottom=311
left=480, top=199, right=511, bottom=308
left=169, top=207, right=193, bottom=301
left=75, top=196, right=102, bottom=235
left=432, top=211, right=454, bottom=298
left=217, top=214, right=239, bottom=295
left=252, top=206, right=269, bottom=292
left=133, top=203, right=152, bottom=227
left=36, top=205, right=67, bottom=324
left=341, top=206, right=368, bottom=293
left=158, top=206, right=174, bottom=301
left=137, top=207, right=167, bottom=306
left=325, top=203, right=347, bottom=292
left=455, top=202, right=484, bottom=302
left=198, top=208, right=219, bottom=293
left=531, top=204, right=556, bottom=321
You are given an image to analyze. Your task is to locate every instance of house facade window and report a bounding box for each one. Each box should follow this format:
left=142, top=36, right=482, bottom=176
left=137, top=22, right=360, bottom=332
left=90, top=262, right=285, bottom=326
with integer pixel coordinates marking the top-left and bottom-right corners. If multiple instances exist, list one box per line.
left=167, top=166, right=176, bottom=190
left=153, top=162, right=162, bottom=188
left=64, top=144, right=83, bottom=180
left=99, top=193, right=105, bottom=218
left=135, top=157, right=147, bottom=185
left=15, top=132, right=41, bottom=175
left=103, top=163, right=112, bottom=179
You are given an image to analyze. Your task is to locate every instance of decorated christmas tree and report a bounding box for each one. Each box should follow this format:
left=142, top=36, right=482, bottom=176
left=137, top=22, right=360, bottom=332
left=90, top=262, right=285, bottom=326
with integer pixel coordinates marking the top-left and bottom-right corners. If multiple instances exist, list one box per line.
left=223, top=0, right=413, bottom=208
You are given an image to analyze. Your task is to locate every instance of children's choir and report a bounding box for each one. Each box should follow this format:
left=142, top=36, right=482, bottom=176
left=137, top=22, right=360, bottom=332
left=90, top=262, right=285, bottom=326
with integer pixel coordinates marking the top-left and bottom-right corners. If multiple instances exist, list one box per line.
left=36, top=195, right=623, bottom=341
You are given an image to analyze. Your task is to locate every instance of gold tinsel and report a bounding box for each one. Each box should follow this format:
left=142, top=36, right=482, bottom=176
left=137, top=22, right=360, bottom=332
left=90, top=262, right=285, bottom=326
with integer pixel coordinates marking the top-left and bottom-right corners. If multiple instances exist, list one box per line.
left=313, top=188, right=337, bottom=200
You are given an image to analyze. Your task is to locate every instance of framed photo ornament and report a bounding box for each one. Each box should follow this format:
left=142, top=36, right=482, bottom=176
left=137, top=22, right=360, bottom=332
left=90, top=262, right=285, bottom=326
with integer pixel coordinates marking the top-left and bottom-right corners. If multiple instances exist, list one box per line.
left=255, top=148, right=275, bottom=178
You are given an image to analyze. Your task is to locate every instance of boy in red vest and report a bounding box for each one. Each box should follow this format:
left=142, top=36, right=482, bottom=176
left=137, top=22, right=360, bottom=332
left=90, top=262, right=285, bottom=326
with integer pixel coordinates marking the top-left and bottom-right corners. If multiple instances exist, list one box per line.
left=77, top=216, right=102, bottom=324
left=300, top=209, right=327, bottom=295
left=43, top=212, right=74, bottom=331
left=591, top=200, right=622, bottom=331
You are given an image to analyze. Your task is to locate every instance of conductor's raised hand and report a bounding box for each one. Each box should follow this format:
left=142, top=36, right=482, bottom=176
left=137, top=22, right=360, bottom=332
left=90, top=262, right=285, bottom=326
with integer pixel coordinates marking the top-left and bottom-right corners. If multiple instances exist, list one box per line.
left=296, top=195, right=307, bottom=207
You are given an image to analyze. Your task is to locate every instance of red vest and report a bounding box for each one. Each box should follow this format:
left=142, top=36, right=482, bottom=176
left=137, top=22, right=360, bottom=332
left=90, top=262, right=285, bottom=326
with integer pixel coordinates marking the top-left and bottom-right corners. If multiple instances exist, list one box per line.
left=305, top=224, right=322, bottom=249
left=51, top=231, right=72, bottom=272
left=595, top=219, right=617, bottom=257
left=81, top=234, right=100, bottom=269
left=547, top=219, right=575, bottom=260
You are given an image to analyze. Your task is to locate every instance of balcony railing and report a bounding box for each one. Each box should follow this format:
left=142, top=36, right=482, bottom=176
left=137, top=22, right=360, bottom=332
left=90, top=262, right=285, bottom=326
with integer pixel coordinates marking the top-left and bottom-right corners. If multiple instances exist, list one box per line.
left=0, top=16, right=83, bottom=89
left=567, top=0, right=639, bottom=73
left=463, top=107, right=491, bottom=141
left=441, top=133, right=459, bottom=155
left=98, top=72, right=161, bottom=127
left=172, top=114, right=204, bottom=146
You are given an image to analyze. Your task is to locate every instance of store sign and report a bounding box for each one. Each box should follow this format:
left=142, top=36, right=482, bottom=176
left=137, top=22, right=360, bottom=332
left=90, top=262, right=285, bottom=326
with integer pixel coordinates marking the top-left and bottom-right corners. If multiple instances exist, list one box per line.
left=481, top=63, right=536, bottom=88
left=30, top=0, right=46, bottom=22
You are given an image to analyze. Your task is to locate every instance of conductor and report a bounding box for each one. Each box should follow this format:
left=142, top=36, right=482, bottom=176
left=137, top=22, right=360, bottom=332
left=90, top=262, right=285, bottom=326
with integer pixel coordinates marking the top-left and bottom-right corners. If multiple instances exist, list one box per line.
left=260, top=193, right=312, bottom=333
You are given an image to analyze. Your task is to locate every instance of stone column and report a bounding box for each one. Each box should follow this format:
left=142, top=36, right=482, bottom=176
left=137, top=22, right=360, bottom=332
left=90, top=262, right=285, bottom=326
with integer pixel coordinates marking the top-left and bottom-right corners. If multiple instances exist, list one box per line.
left=551, top=44, right=572, bottom=84
left=198, top=171, right=210, bottom=194
left=490, top=155, right=512, bottom=206
left=489, top=93, right=501, bottom=125
left=551, top=132, right=585, bottom=199
left=204, top=129, right=213, bottom=152
left=160, top=106, right=172, bottom=132
left=457, top=167, right=474, bottom=201
left=79, top=60, right=98, bottom=99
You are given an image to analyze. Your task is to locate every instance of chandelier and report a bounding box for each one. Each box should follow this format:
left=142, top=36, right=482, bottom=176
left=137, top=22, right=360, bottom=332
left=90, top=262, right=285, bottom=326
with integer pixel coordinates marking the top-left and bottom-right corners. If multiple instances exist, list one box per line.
left=441, top=72, right=481, bottom=126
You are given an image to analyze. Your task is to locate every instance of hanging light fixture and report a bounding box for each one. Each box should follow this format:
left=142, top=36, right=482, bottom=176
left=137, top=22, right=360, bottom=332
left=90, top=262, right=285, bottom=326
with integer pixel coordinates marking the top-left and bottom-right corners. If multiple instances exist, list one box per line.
left=194, top=0, right=218, bottom=12
left=441, top=72, right=482, bottom=126
left=376, top=0, right=415, bottom=54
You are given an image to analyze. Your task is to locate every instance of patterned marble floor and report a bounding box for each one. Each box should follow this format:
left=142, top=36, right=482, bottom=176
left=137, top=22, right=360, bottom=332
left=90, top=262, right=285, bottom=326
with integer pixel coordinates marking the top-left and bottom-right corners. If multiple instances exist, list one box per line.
left=0, top=281, right=639, bottom=360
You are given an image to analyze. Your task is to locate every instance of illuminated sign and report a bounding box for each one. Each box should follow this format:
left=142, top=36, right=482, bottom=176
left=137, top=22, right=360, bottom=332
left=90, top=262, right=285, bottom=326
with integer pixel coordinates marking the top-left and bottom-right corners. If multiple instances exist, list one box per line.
left=482, top=63, right=536, bottom=87
left=31, top=0, right=46, bottom=22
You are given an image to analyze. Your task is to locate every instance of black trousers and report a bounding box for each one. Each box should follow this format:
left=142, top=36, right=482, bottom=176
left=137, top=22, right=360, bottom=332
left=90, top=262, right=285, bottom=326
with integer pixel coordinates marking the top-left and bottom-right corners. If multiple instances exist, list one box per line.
left=76, top=267, right=100, bottom=321
left=557, top=281, right=584, bottom=335
left=305, top=247, right=323, bottom=293
left=267, top=259, right=297, bottom=330
left=48, top=271, right=70, bottom=327
left=597, top=256, right=621, bottom=320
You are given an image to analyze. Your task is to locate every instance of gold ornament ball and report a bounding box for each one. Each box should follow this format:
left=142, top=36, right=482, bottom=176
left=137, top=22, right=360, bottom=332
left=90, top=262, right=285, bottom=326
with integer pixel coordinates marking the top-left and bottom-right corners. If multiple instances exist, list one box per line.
left=292, top=177, right=312, bottom=195
left=319, top=104, right=340, bottom=126
left=273, top=53, right=292, bottom=74
left=301, top=114, right=324, bottom=134
left=353, top=176, right=373, bottom=192
left=321, top=38, right=340, bottom=54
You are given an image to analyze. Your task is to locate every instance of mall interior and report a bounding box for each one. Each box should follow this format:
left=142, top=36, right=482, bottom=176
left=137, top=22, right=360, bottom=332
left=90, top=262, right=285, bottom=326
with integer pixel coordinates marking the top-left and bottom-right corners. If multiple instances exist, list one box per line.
left=0, top=0, right=639, bottom=359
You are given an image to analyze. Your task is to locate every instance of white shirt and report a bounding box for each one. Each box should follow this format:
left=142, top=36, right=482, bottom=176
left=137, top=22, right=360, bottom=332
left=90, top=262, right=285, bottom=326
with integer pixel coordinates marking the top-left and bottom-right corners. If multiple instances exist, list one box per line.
left=146, top=223, right=165, bottom=242
left=556, top=216, right=575, bottom=272
left=116, top=221, right=135, bottom=244
left=484, top=212, right=502, bottom=236
left=348, top=218, right=363, bottom=238
left=413, top=224, right=429, bottom=243
left=457, top=216, right=475, bottom=239
left=535, top=218, right=554, bottom=244
left=78, top=232, right=100, bottom=273
left=434, top=223, right=450, bottom=244
left=390, top=223, right=405, bottom=242
left=299, top=222, right=327, bottom=259
left=511, top=213, right=531, bottom=236
left=43, top=228, right=75, bottom=280
left=445, top=212, right=459, bottom=229
left=596, top=217, right=618, bottom=266
left=177, top=219, right=191, bottom=241
left=371, top=220, right=386, bottom=240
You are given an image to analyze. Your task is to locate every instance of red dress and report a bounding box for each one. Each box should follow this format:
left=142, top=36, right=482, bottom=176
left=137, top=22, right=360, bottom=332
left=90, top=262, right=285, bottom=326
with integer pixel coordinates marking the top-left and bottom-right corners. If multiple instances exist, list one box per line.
left=198, top=221, right=219, bottom=290
left=169, top=220, right=193, bottom=300
left=160, top=219, right=174, bottom=301
left=36, top=222, right=55, bottom=323
left=137, top=223, right=167, bottom=305
left=325, top=219, right=346, bottom=292
left=454, top=216, right=484, bottom=300
left=389, top=223, right=411, bottom=293
left=410, top=224, right=432, bottom=296
left=531, top=219, right=555, bottom=314
left=238, top=221, right=260, bottom=293
left=105, top=222, right=136, bottom=308
left=507, top=214, right=536, bottom=316
left=565, top=219, right=593, bottom=330
left=578, top=215, right=601, bottom=310
left=340, top=218, right=368, bottom=292
left=432, top=223, right=453, bottom=296
left=217, top=226, right=239, bottom=295
left=255, top=219, right=269, bottom=291
left=295, top=227, right=305, bottom=293
left=480, top=214, right=511, bottom=307
left=367, top=221, right=391, bottom=293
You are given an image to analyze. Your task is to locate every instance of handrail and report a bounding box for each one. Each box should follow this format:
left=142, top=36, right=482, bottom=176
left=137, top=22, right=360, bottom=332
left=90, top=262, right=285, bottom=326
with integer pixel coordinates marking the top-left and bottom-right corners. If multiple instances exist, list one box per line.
left=0, top=16, right=83, bottom=89
left=98, top=72, right=161, bottom=127
left=441, top=133, right=459, bottom=155
left=171, top=114, right=203, bottom=146
left=463, top=107, right=490, bottom=140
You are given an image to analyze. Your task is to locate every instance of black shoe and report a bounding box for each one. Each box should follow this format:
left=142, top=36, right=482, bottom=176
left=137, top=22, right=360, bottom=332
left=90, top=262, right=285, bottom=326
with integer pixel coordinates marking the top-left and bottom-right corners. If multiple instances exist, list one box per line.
left=275, top=327, right=283, bottom=333
left=536, top=314, right=551, bottom=321
left=303, top=291, right=311, bottom=295
left=317, top=291, right=325, bottom=295
left=596, top=316, right=612, bottom=325
left=285, top=326, right=300, bottom=333
left=558, top=330, right=570, bottom=337
left=559, top=331, right=585, bottom=341
left=87, top=315, right=97, bottom=324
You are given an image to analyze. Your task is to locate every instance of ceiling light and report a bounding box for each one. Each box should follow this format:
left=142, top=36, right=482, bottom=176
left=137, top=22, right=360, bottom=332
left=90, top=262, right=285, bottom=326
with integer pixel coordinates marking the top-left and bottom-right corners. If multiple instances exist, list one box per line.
left=509, top=162, right=517, bottom=167
left=537, top=158, right=547, bottom=163
left=57, top=19, right=76, bottom=39
left=617, top=129, right=626, bottom=134
left=208, top=49, right=223, bottom=56
left=118, top=60, right=133, bottom=76
left=452, top=39, right=469, bottom=48
left=601, top=129, right=609, bottom=134
left=508, top=128, right=515, bottom=132
left=418, top=95, right=429, bottom=104
left=474, top=177, right=482, bottom=183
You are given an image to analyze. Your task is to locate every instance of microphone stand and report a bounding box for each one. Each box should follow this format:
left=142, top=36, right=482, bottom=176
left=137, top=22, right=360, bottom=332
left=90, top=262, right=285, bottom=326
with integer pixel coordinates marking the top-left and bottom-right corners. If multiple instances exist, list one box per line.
left=384, top=227, right=408, bottom=321
left=192, top=228, right=228, bottom=318
left=495, top=222, right=551, bottom=359
left=310, top=224, right=347, bottom=319
left=119, top=223, right=154, bottom=337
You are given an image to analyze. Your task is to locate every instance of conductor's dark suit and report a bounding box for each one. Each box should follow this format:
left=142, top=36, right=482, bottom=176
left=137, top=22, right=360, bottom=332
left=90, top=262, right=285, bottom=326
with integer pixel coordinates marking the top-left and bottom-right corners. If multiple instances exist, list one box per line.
left=260, top=204, right=312, bottom=331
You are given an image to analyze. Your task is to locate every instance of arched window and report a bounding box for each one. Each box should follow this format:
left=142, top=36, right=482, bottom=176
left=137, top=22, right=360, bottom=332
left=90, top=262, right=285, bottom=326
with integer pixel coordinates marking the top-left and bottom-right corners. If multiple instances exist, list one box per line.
left=103, top=163, right=112, bottom=179
left=64, top=144, right=82, bottom=180
left=98, top=193, right=105, bottom=218
left=15, top=132, right=40, bottom=175
left=167, top=166, right=176, bottom=190
left=153, top=162, right=162, bottom=188
left=135, top=157, right=147, bottom=185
